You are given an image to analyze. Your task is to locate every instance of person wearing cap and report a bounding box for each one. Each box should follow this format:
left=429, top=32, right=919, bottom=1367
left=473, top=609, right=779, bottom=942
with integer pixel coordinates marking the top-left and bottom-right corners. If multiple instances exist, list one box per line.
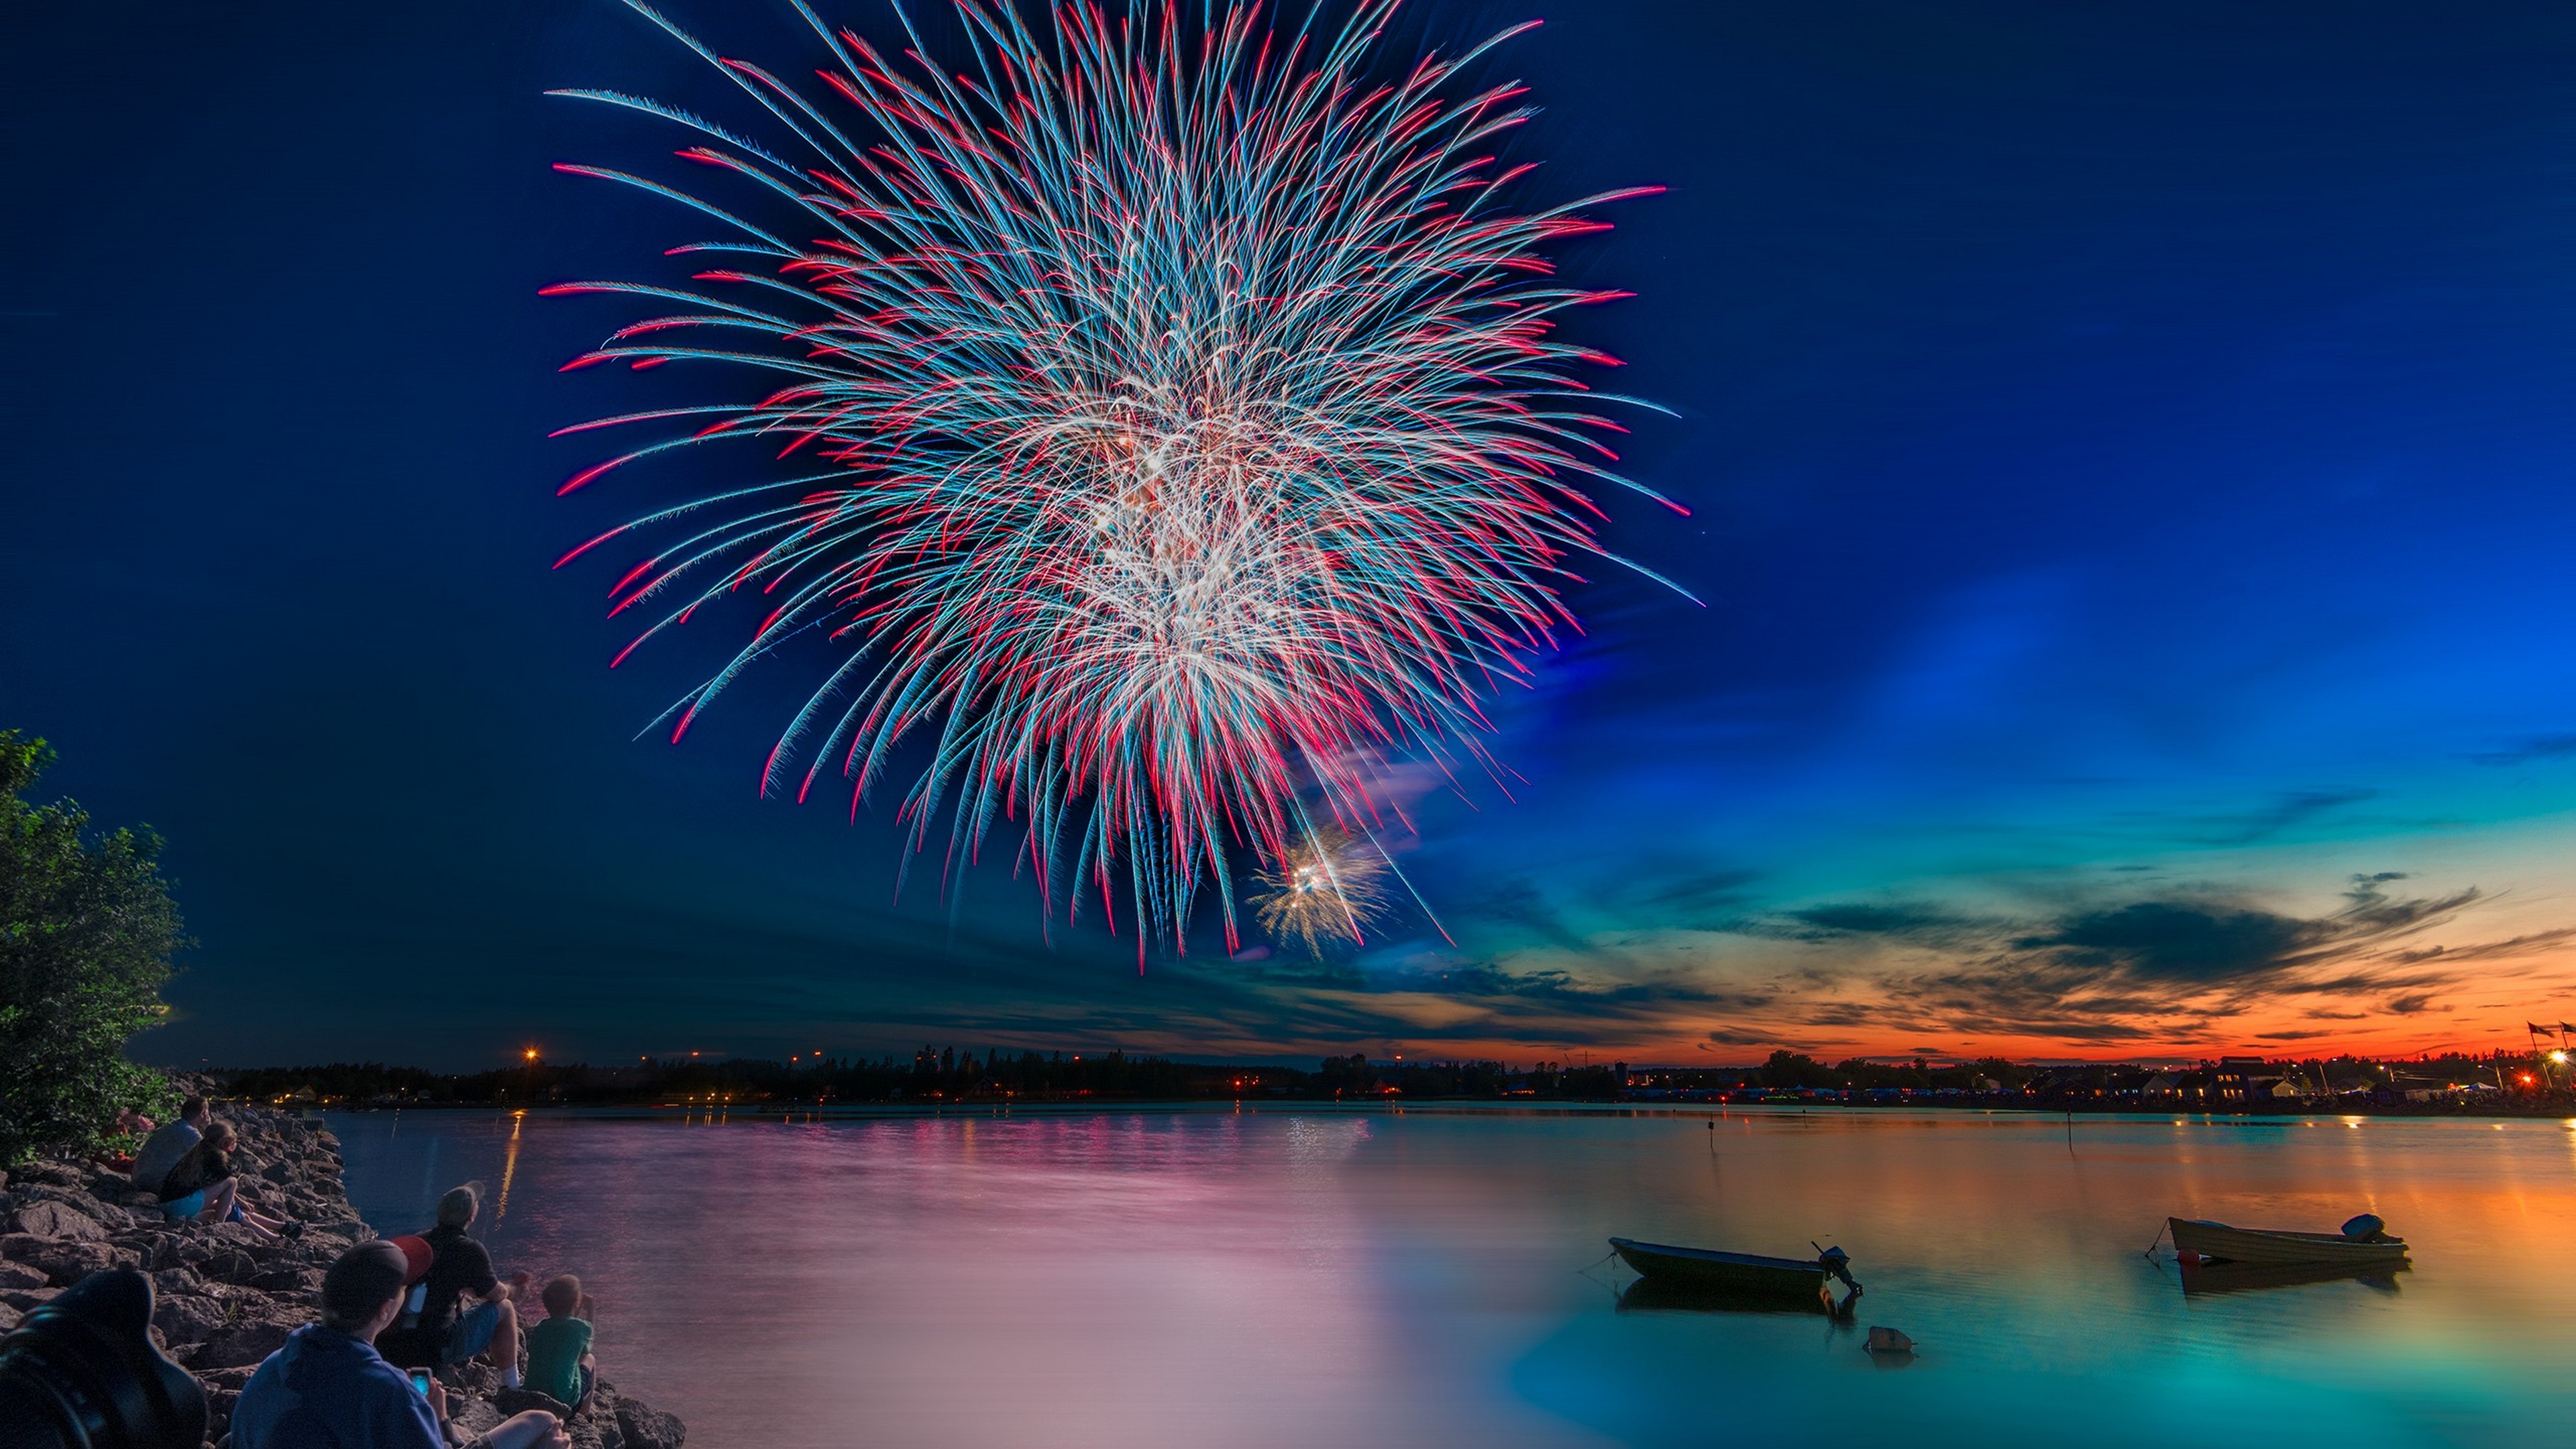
left=371, top=1234, right=441, bottom=1368
left=231, top=1240, right=568, bottom=1449
left=417, top=1183, right=527, bottom=1387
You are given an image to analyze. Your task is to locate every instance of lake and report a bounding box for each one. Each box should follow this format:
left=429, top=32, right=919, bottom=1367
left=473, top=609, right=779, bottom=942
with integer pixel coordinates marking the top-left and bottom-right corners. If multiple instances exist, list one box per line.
left=323, top=1106, right=2576, bottom=1447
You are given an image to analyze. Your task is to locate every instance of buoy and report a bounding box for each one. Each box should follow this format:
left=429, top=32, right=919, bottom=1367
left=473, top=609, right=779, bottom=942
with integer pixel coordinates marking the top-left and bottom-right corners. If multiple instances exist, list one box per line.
left=2176, top=1249, right=2202, bottom=1266
left=1866, top=1326, right=1915, bottom=1355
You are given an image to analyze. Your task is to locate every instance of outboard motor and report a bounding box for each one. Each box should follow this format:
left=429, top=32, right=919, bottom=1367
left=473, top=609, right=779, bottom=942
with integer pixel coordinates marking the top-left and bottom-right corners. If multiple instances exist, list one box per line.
left=2341, top=1213, right=2387, bottom=1242
left=1817, top=1245, right=1862, bottom=1293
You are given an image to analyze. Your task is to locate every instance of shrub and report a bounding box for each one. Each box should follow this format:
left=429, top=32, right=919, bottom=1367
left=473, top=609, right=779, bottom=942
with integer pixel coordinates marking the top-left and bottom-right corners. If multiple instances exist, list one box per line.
left=0, top=731, right=185, bottom=1165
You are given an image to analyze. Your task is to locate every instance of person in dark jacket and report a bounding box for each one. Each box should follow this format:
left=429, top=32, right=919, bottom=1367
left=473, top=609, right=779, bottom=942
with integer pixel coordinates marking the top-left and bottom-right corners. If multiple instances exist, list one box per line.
left=417, top=1183, right=527, bottom=1385
left=231, top=1240, right=566, bottom=1449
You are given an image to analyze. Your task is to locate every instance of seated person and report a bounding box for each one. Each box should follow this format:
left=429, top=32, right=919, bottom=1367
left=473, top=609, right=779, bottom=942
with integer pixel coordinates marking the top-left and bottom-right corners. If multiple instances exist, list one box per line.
left=92, top=1107, right=154, bottom=1173
left=523, top=1275, right=597, bottom=1413
left=158, top=1121, right=297, bottom=1239
left=231, top=1240, right=568, bottom=1449
left=418, top=1184, right=526, bottom=1387
left=372, top=1234, right=441, bottom=1369
left=128, top=1095, right=209, bottom=1196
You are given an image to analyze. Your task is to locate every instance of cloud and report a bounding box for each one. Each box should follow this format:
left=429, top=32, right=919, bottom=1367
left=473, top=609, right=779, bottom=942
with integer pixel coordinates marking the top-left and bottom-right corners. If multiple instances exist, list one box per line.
left=1618, top=865, right=1763, bottom=928
left=2467, top=734, right=2576, bottom=767
left=2387, top=926, right=2576, bottom=965
left=2385, top=992, right=2436, bottom=1014
left=1746, top=873, right=2483, bottom=1044
left=1780, top=902, right=1986, bottom=947
left=2191, top=789, right=2378, bottom=846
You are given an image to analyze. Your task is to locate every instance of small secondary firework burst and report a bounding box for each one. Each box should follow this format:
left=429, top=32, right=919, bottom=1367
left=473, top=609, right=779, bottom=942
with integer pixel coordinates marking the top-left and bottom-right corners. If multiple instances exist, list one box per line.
left=548, top=0, right=1680, bottom=951
left=1254, top=830, right=1391, bottom=955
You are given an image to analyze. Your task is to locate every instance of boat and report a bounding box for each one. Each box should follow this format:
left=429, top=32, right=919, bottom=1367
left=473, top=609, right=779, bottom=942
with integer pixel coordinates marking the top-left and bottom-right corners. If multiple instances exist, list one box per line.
left=2177, top=1256, right=2408, bottom=1297
left=2165, top=1218, right=2409, bottom=1268
left=1607, top=1238, right=1860, bottom=1300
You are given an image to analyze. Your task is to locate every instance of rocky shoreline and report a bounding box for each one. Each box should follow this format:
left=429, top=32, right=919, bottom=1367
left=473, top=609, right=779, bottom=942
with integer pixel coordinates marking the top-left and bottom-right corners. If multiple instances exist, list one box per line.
left=0, top=1102, right=684, bottom=1448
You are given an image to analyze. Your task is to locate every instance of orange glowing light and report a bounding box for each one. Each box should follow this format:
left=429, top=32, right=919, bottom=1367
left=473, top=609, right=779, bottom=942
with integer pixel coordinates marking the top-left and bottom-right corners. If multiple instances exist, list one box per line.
left=523, top=1049, right=539, bottom=1062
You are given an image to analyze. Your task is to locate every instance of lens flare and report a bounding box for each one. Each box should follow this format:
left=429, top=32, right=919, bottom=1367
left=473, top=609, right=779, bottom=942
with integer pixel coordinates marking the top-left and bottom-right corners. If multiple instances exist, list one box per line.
left=549, top=0, right=1678, bottom=951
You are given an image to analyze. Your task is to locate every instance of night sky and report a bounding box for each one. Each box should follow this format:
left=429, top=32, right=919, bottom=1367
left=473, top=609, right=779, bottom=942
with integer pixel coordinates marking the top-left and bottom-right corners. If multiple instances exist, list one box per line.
left=7, top=1, right=2574, bottom=1071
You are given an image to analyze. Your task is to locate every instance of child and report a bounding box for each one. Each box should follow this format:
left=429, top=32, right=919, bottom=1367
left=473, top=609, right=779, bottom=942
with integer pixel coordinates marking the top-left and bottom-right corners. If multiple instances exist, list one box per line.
left=523, top=1274, right=597, bottom=1413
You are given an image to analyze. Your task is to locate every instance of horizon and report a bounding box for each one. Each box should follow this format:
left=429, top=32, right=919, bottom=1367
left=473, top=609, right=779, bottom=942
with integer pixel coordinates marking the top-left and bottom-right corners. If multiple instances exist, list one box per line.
left=8, top=0, right=2576, bottom=1073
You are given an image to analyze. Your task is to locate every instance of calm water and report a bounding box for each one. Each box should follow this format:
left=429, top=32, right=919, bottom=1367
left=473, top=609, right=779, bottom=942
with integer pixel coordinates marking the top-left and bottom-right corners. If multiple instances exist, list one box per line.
left=324, top=1106, right=2576, bottom=1447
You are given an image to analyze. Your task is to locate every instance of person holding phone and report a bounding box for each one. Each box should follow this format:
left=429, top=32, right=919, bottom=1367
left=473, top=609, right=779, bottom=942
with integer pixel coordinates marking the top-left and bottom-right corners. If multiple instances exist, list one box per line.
left=229, top=1240, right=570, bottom=1449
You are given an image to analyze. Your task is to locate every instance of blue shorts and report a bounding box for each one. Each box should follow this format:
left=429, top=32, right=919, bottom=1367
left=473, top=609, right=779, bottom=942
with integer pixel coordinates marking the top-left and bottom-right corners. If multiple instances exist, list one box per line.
left=444, top=1300, right=504, bottom=1363
left=161, top=1190, right=207, bottom=1220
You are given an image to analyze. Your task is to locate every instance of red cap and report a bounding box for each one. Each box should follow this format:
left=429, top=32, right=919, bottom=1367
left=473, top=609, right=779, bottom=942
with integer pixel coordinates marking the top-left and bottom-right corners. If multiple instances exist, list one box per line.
left=389, top=1234, right=433, bottom=1285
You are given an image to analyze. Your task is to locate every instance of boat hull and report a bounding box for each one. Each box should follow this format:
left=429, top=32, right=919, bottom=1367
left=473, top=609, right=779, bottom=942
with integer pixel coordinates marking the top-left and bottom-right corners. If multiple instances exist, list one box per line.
left=2167, top=1218, right=2410, bottom=1267
left=1608, top=1238, right=1831, bottom=1297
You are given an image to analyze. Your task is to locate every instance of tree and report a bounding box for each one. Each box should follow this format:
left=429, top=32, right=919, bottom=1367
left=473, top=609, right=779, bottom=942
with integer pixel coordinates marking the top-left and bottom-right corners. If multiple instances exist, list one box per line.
left=0, top=732, right=184, bottom=1165
left=1761, top=1050, right=1838, bottom=1089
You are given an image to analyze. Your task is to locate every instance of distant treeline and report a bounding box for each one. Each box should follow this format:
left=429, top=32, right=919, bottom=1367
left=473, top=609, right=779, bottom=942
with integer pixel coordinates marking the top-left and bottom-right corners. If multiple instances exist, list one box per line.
left=219, top=1050, right=1626, bottom=1107
left=211, top=1044, right=2569, bottom=1112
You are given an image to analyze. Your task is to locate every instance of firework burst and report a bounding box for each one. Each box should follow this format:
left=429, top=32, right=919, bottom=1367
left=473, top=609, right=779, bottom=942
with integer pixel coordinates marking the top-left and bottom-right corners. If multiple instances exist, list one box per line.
left=1254, top=830, right=1391, bottom=954
left=548, top=0, right=1680, bottom=951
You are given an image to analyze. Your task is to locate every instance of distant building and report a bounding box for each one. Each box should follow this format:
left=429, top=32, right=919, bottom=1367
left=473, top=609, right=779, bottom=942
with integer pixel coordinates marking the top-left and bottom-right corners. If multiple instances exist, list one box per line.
left=2212, top=1057, right=2266, bottom=1102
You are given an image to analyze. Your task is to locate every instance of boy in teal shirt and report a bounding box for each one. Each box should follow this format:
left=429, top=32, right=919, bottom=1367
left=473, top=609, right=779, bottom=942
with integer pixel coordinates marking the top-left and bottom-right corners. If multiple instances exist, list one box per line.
left=524, top=1275, right=596, bottom=1413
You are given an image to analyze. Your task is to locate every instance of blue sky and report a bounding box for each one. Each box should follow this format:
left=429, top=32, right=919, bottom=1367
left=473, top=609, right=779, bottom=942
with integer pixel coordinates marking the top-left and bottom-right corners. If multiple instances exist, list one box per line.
left=5, top=0, right=2573, bottom=1069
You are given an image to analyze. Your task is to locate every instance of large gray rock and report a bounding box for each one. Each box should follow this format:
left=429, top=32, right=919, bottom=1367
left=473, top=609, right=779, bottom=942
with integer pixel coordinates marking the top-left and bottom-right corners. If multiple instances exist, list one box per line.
left=493, top=1387, right=577, bottom=1419
left=616, top=1401, right=686, bottom=1449
left=0, top=1259, right=49, bottom=1290
left=152, top=1291, right=231, bottom=1344
left=7, top=1199, right=107, bottom=1240
left=9, top=1236, right=142, bottom=1286
left=192, top=1317, right=300, bottom=1371
left=446, top=1395, right=504, bottom=1438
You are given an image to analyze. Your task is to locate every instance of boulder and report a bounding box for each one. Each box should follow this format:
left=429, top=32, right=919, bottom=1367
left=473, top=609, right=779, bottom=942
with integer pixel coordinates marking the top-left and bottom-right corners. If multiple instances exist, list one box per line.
left=494, top=1387, right=578, bottom=1419
left=446, top=1396, right=504, bottom=1438
left=0, top=1303, right=17, bottom=1332
left=616, top=1401, right=686, bottom=1449
left=2, top=1287, right=62, bottom=1311
left=0, top=1259, right=49, bottom=1291
left=250, top=1266, right=323, bottom=1296
left=199, top=1249, right=262, bottom=1285
left=153, top=1291, right=232, bottom=1344
left=10, top=1199, right=109, bottom=1240
left=13, top=1236, right=142, bottom=1286
left=192, top=1317, right=300, bottom=1371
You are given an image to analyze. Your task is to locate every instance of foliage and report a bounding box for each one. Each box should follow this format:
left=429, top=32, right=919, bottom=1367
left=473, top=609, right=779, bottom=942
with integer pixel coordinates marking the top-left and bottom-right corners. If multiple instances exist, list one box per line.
left=1761, top=1050, right=1841, bottom=1089
left=0, top=731, right=186, bottom=1165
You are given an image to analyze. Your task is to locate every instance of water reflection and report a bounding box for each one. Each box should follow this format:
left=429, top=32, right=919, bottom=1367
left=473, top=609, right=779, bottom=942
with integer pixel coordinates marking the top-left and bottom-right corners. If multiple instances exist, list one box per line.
left=325, top=1108, right=2576, bottom=1449
left=2177, top=1258, right=2408, bottom=1297
left=1615, top=1277, right=1862, bottom=1320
